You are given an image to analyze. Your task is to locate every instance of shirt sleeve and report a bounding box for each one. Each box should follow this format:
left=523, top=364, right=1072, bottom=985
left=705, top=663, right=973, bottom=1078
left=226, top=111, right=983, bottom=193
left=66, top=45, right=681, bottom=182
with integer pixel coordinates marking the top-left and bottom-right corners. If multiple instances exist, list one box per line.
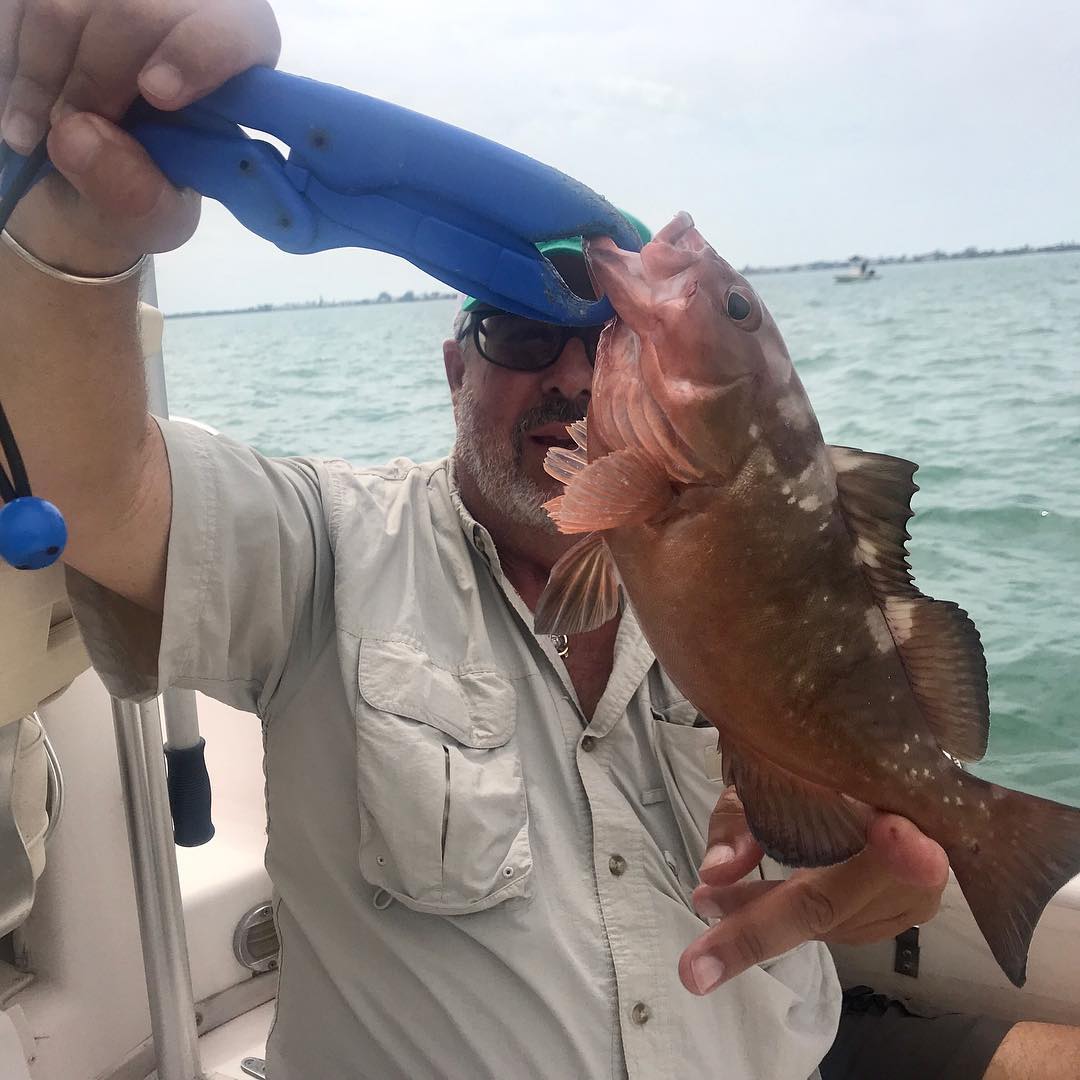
left=65, top=417, right=334, bottom=716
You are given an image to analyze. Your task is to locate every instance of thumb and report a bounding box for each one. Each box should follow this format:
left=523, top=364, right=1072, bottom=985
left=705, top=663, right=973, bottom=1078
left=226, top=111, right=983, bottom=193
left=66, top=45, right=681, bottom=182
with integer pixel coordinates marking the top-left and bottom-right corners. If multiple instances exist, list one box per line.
left=866, top=813, right=950, bottom=890
left=42, top=111, right=200, bottom=260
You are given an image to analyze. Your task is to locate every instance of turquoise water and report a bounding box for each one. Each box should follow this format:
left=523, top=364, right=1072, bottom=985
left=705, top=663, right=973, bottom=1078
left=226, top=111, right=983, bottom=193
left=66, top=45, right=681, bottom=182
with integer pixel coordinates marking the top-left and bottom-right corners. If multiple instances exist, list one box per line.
left=161, top=252, right=1080, bottom=804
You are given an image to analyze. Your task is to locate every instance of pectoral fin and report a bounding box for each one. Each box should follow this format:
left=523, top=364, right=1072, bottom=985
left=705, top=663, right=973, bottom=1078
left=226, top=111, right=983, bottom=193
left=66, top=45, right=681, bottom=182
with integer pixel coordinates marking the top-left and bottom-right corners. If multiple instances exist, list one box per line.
left=830, top=445, right=990, bottom=762
left=534, top=532, right=621, bottom=635
left=725, top=741, right=871, bottom=867
left=543, top=448, right=673, bottom=533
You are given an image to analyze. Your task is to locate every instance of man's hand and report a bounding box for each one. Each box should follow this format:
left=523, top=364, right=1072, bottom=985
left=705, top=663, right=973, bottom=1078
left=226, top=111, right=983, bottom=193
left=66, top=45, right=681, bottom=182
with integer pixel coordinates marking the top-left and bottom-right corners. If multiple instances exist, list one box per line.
left=678, top=786, right=949, bottom=995
left=1, top=0, right=281, bottom=273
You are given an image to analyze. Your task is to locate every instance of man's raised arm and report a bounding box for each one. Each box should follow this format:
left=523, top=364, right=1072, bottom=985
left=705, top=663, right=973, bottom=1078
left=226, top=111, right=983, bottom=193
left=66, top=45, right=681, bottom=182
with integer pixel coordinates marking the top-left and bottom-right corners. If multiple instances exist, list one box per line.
left=0, top=0, right=281, bottom=611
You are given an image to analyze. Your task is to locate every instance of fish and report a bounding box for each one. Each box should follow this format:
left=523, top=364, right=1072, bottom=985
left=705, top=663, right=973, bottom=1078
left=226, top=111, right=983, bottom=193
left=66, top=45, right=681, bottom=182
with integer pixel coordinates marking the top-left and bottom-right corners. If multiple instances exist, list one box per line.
left=534, top=210, right=1080, bottom=987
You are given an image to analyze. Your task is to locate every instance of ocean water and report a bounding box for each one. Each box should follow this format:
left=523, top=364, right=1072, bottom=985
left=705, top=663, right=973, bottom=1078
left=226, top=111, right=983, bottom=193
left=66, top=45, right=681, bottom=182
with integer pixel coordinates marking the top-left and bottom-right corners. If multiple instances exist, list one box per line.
left=161, top=251, right=1080, bottom=804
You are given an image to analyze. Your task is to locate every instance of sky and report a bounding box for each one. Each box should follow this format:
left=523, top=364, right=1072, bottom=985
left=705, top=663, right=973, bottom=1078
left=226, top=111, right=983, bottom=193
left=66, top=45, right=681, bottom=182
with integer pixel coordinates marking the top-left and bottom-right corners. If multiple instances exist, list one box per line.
left=154, top=0, right=1080, bottom=314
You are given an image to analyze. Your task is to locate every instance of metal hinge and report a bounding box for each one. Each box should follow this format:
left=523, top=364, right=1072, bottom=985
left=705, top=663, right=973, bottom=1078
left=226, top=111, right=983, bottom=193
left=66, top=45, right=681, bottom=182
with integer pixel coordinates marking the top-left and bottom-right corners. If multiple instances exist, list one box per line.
left=240, top=1058, right=267, bottom=1079
left=894, top=926, right=920, bottom=977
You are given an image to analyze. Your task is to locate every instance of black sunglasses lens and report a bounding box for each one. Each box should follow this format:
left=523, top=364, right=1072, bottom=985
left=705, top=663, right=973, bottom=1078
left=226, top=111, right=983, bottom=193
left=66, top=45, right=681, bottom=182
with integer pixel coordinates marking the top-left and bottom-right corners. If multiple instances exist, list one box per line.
left=474, top=313, right=603, bottom=370
left=476, top=314, right=563, bottom=370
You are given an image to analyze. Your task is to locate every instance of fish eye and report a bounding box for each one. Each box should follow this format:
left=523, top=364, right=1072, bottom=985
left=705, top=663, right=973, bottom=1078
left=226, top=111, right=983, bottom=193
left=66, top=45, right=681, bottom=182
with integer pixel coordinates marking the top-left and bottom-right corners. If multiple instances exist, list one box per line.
left=726, top=289, right=753, bottom=321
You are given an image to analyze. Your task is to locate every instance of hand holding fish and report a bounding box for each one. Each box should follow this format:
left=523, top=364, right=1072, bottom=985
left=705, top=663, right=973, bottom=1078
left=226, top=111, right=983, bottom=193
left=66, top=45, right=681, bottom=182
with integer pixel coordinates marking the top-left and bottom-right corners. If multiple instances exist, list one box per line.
left=678, top=786, right=948, bottom=994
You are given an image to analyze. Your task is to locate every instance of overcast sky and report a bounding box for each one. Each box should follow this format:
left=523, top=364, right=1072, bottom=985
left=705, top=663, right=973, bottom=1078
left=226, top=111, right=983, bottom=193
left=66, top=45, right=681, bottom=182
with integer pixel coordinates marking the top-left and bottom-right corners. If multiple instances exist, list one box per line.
left=154, top=0, right=1079, bottom=314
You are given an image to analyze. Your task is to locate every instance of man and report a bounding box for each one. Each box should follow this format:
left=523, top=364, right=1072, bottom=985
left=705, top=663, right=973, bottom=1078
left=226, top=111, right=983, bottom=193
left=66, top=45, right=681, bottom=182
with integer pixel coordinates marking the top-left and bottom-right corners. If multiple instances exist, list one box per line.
left=2, top=1, right=1078, bottom=1076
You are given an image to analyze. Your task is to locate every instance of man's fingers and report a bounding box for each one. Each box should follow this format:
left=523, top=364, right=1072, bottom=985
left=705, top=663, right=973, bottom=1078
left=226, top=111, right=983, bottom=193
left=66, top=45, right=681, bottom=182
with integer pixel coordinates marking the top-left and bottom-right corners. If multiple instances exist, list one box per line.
left=699, top=785, right=764, bottom=886
left=138, top=0, right=281, bottom=108
left=46, top=110, right=200, bottom=253
left=679, top=874, right=852, bottom=995
left=866, top=813, right=950, bottom=891
left=3, top=0, right=87, bottom=152
left=692, top=879, right=776, bottom=921
left=827, top=912, right=918, bottom=947
left=59, top=1, right=188, bottom=122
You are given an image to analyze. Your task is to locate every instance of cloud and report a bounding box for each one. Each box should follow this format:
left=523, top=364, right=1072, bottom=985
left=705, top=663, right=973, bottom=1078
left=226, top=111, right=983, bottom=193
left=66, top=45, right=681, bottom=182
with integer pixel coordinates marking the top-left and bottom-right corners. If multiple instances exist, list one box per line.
left=155, top=0, right=1080, bottom=312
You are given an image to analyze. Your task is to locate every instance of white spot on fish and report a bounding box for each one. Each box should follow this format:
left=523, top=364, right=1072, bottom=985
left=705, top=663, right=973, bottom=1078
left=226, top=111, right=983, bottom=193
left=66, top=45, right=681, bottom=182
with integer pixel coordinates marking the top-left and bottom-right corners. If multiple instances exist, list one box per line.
left=923, top=768, right=931, bottom=778
left=776, top=394, right=813, bottom=429
left=798, top=494, right=822, bottom=512
left=819, top=521, right=830, bottom=532
left=787, top=496, right=797, bottom=505
left=955, top=797, right=963, bottom=807
left=856, top=536, right=881, bottom=568
left=797, top=464, right=817, bottom=485
left=749, top=424, right=760, bottom=438
left=913, top=734, right=920, bottom=743
left=866, top=609, right=894, bottom=653
left=884, top=597, right=919, bottom=645
left=902, top=743, right=910, bottom=754
left=943, top=796, right=951, bottom=805
left=835, top=644, right=844, bottom=654
left=908, top=768, right=918, bottom=778
left=781, top=484, right=792, bottom=495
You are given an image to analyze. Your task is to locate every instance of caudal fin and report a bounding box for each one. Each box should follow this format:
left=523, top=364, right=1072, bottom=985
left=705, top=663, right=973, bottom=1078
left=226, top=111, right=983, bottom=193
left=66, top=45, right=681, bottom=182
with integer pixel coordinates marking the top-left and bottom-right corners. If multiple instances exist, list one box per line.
left=948, top=779, right=1080, bottom=987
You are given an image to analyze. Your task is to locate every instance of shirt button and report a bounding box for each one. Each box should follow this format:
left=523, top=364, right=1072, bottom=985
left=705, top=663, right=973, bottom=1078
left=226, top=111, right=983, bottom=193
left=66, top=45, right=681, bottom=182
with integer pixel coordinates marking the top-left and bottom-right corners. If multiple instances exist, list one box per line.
left=631, top=1002, right=651, bottom=1025
left=581, top=735, right=597, bottom=752
left=608, top=854, right=628, bottom=877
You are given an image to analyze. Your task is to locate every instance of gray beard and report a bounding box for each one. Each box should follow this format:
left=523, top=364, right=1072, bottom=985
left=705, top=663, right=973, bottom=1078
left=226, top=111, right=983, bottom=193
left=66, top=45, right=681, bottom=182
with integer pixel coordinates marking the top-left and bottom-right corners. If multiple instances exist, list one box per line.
left=452, top=381, right=583, bottom=532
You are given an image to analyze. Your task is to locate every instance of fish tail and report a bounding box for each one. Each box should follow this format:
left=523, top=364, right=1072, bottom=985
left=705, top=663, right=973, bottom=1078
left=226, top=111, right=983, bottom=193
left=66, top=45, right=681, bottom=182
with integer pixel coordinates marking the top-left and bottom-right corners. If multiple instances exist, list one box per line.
left=947, top=777, right=1080, bottom=987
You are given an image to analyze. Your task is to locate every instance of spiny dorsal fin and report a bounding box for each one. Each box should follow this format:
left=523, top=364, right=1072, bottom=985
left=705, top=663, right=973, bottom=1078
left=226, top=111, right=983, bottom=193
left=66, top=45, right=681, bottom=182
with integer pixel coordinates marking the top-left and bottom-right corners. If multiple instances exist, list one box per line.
left=569, top=419, right=588, bottom=451
left=542, top=448, right=673, bottom=534
left=534, top=532, right=620, bottom=635
left=725, top=741, right=870, bottom=867
left=829, top=445, right=990, bottom=762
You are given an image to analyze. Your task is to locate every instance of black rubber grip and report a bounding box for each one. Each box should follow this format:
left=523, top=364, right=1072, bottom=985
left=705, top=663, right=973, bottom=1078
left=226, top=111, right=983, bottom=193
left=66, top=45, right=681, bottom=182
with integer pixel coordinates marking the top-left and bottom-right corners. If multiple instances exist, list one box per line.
left=165, top=738, right=216, bottom=847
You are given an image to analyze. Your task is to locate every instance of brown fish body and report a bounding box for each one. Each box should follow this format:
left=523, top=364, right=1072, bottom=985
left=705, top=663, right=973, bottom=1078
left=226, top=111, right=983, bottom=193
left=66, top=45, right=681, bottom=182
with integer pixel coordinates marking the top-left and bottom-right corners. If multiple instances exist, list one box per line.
left=536, top=212, right=1080, bottom=986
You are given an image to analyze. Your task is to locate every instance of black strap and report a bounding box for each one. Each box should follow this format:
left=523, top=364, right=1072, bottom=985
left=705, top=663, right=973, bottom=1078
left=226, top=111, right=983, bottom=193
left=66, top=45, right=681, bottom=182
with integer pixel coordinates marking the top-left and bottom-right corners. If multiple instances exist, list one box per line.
left=0, top=399, right=30, bottom=502
left=0, top=137, right=50, bottom=505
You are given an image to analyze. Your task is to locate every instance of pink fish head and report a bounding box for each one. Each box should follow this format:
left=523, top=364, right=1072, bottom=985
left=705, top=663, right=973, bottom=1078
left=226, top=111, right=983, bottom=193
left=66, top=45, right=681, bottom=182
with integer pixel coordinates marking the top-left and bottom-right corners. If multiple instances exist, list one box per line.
left=585, top=212, right=799, bottom=474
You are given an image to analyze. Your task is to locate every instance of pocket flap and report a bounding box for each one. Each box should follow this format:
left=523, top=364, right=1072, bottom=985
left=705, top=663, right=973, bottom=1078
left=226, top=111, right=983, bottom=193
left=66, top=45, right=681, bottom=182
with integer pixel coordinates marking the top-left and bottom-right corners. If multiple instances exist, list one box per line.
left=359, top=638, right=515, bottom=748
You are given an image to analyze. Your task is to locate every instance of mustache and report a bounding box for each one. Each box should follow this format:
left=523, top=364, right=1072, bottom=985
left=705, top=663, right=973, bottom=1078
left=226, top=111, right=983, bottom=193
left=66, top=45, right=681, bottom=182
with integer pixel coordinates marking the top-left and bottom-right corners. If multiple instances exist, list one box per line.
left=515, top=397, right=588, bottom=440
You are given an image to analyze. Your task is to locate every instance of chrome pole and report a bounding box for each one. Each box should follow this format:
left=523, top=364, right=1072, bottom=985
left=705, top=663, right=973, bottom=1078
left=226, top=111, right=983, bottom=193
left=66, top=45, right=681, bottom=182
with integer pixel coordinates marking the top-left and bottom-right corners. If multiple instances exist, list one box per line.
left=106, top=258, right=207, bottom=1080
left=111, top=696, right=204, bottom=1080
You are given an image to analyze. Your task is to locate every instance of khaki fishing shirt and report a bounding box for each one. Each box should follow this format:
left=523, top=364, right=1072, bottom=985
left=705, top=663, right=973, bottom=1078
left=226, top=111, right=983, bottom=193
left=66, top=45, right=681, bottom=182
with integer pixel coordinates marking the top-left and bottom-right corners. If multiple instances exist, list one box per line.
left=69, top=418, right=840, bottom=1080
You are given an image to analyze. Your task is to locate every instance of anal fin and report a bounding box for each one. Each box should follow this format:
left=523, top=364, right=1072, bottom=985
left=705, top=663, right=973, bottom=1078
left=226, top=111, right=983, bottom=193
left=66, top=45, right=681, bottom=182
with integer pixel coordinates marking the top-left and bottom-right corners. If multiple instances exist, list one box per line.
left=727, top=743, right=870, bottom=867
left=534, top=532, right=621, bottom=635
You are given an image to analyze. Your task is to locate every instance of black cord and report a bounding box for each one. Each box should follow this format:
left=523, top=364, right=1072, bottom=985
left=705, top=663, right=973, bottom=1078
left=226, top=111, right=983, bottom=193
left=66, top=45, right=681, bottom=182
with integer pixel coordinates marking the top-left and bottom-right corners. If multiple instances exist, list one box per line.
left=0, top=135, right=48, bottom=232
left=0, top=137, right=51, bottom=506
left=0, top=400, right=31, bottom=500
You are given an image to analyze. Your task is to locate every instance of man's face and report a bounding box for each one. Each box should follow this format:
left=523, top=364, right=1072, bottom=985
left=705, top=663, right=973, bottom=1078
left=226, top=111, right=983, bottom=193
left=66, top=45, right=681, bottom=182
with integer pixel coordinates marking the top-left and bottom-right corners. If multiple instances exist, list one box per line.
left=445, top=253, right=601, bottom=531
left=450, top=320, right=594, bottom=531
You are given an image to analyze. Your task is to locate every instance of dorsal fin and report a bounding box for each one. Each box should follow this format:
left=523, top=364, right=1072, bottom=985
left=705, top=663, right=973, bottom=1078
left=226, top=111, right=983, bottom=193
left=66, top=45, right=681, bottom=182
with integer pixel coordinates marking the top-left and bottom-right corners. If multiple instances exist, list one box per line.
left=829, top=445, right=989, bottom=762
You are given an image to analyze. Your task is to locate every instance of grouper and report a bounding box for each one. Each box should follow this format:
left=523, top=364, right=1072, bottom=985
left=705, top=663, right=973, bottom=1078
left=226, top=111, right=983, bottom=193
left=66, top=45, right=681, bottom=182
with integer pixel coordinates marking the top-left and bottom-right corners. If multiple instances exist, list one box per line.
left=534, top=211, right=1080, bottom=986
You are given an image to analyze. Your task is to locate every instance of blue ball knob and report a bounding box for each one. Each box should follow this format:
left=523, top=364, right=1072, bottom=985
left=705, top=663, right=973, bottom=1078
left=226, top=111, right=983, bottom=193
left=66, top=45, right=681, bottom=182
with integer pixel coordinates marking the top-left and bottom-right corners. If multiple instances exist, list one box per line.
left=0, top=497, right=68, bottom=570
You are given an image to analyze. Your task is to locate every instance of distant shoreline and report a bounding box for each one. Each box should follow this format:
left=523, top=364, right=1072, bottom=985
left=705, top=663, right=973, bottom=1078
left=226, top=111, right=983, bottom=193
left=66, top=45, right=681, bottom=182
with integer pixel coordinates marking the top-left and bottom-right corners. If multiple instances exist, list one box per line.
left=165, top=242, right=1079, bottom=319
left=741, top=240, right=1079, bottom=276
left=166, top=289, right=458, bottom=320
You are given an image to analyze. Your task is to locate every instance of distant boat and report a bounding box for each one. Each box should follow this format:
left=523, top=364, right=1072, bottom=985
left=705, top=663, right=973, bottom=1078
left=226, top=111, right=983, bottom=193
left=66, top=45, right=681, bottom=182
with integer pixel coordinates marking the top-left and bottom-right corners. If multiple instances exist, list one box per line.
left=836, top=259, right=879, bottom=284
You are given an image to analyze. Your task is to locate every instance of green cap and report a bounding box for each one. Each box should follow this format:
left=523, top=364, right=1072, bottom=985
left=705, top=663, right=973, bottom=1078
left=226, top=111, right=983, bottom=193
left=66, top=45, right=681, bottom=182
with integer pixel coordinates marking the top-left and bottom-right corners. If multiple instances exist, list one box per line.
left=460, top=209, right=652, bottom=313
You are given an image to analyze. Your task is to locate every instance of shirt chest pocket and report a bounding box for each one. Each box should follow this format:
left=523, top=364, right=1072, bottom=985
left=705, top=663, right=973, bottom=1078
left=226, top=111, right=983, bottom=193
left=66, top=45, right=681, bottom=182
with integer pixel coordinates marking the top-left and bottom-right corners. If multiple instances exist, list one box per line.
left=354, top=638, right=533, bottom=915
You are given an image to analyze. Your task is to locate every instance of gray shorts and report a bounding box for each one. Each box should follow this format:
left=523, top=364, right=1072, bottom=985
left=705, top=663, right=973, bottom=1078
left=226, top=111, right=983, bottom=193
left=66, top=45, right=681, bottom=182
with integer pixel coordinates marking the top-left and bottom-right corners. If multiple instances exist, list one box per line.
left=819, top=985, right=1014, bottom=1080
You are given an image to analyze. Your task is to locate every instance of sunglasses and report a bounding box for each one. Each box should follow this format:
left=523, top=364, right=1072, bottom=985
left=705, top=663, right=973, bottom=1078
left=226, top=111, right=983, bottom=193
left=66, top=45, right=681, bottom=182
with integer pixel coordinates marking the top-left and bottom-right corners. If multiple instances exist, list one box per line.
left=468, top=307, right=606, bottom=372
